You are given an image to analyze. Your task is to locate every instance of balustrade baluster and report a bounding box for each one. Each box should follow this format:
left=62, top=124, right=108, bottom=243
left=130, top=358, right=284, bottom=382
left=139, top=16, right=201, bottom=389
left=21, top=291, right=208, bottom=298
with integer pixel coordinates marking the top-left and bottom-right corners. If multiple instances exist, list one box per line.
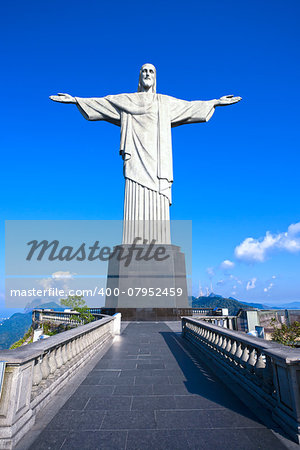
left=241, top=345, right=249, bottom=370
left=61, top=343, right=68, bottom=364
left=263, top=355, right=275, bottom=394
left=66, top=340, right=73, bottom=361
left=214, top=333, right=221, bottom=347
left=48, top=349, right=57, bottom=374
left=217, top=335, right=223, bottom=349
left=247, top=347, right=257, bottom=374
left=71, top=339, right=78, bottom=357
left=78, top=335, right=84, bottom=353
left=222, top=336, right=227, bottom=350
left=254, top=350, right=265, bottom=382
left=234, top=342, right=243, bottom=369
left=55, top=346, right=63, bottom=369
left=230, top=340, right=237, bottom=364
left=41, top=353, right=50, bottom=379
left=32, top=357, right=43, bottom=386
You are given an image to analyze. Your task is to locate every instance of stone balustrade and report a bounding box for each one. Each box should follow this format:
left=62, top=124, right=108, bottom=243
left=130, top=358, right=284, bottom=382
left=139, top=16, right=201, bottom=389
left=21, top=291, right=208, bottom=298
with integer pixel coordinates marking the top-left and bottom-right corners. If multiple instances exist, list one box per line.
left=32, top=308, right=104, bottom=327
left=192, top=308, right=214, bottom=315
left=0, top=314, right=121, bottom=449
left=193, top=315, right=237, bottom=330
left=182, top=317, right=300, bottom=443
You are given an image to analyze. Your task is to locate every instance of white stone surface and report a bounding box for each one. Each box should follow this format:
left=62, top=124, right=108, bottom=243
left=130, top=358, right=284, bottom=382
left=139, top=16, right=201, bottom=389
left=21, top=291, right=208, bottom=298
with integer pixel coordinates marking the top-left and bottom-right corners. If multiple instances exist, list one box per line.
left=50, top=64, right=241, bottom=244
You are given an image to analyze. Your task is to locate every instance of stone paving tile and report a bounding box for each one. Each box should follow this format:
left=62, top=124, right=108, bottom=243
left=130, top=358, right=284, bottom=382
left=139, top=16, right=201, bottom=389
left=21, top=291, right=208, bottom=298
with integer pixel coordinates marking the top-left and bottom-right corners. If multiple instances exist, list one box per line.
left=85, top=395, right=132, bottom=411
left=81, top=373, right=102, bottom=385
left=113, top=384, right=154, bottom=396
left=131, top=395, right=176, bottom=410
left=185, top=428, right=286, bottom=450
left=61, top=430, right=127, bottom=449
left=151, top=368, right=185, bottom=376
left=156, top=409, right=212, bottom=429
left=61, top=395, right=90, bottom=410
left=101, top=410, right=156, bottom=430
left=30, top=431, right=68, bottom=450
left=168, top=375, right=188, bottom=384
left=91, top=369, right=121, bottom=375
left=174, top=394, right=237, bottom=410
left=134, top=375, right=170, bottom=385
left=75, top=385, right=114, bottom=396
left=99, top=376, right=135, bottom=385
left=126, top=430, right=188, bottom=450
left=136, top=362, right=165, bottom=369
left=152, top=383, right=192, bottom=395
left=205, top=408, right=265, bottom=429
left=95, top=360, right=138, bottom=369
left=47, top=410, right=105, bottom=430
left=118, top=369, right=153, bottom=377
left=32, top=322, right=287, bottom=450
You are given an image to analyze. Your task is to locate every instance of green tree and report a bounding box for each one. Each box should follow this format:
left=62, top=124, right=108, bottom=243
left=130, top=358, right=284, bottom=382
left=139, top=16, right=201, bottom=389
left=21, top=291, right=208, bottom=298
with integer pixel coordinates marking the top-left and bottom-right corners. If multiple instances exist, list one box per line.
left=60, top=296, right=94, bottom=325
left=271, top=318, right=300, bottom=347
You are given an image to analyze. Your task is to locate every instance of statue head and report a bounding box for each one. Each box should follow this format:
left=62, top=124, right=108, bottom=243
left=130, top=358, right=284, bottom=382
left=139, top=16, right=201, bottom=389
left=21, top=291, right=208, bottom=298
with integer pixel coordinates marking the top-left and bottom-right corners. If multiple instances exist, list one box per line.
left=138, top=63, right=156, bottom=93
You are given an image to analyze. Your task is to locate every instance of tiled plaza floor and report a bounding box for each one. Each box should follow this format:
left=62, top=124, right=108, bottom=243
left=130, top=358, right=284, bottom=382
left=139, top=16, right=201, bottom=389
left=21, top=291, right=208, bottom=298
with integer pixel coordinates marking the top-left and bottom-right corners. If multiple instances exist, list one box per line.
left=30, top=322, right=286, bottom=449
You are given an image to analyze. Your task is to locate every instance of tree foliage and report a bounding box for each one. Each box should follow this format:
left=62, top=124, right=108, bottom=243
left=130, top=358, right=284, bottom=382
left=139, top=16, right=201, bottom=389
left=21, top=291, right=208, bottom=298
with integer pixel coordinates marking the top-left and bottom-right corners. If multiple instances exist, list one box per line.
left=60, top=296, right=94, bottom=324
left=9, top=326, right=33, bottom=349
left=271, top=318, right=300, bottom=347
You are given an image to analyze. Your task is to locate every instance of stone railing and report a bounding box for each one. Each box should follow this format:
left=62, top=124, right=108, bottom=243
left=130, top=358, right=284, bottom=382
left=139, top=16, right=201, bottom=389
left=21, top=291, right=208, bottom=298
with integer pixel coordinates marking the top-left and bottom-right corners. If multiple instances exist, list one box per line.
left=32, top=309, right=104, bottom=327
left=192, top=308, right=214, bottom=315
left=193, top=315, right=237, bottom=330
left=0, top=314, right=121, bottom=449
left=182, top=317, right=300, bottom=444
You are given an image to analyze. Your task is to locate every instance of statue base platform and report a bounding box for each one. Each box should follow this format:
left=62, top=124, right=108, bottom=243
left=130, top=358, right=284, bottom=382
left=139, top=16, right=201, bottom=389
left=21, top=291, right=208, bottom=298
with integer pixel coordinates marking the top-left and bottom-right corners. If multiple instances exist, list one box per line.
left=101, top=307, right=193, bottom=321
left=105, top=244, right=190, bottom=313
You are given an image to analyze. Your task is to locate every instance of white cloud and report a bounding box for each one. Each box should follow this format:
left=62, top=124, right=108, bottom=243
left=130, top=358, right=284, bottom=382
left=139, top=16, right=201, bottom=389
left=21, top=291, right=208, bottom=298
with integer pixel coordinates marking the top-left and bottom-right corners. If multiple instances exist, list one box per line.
left=206, top=267, right=215, bottom=277
left=52, top=271, right=74, bottom=279
left=246, top=278, right=257, bottom=290
left=220, top=260, right=235, bottom=270
left=264, top=282, right=274, bottom=293
left=217, top=279, right=225, bottom=286
left=234, top=222, right=300, bottom=263
left=272, top=275, right=276, bottom=279
left=39, top=271, right=75, bottom=291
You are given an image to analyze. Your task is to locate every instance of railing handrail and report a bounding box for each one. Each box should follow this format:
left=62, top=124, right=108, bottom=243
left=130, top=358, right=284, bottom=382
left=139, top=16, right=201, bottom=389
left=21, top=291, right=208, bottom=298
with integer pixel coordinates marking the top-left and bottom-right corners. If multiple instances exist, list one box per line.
left=0, top=316, right=113, bottom=364
left=182, top=317, right=300, bottom=362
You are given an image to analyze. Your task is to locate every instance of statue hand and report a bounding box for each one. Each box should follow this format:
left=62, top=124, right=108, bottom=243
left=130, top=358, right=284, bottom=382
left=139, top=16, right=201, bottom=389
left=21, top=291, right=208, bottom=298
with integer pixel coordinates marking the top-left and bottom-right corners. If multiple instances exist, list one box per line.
left=49, top=93, right=76, bottom=103
left=217, top=95, right=242, bottom=106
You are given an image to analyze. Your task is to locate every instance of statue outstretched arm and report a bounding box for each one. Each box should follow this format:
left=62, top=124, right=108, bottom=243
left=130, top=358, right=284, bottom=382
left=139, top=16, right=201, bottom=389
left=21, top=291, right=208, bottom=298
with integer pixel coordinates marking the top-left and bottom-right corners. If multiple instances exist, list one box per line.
left=168, top=95, right=241, bottom=127
left=215, top=95, right=242, bottom=106
left=49, top=93, right=121, bottom=126
left=49, top=93, right=76, bottom=103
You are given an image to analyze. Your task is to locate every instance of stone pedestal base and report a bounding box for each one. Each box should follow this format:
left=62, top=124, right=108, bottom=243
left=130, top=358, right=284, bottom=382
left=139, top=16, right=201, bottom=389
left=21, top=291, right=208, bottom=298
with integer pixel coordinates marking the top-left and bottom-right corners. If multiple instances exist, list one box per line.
left=105, top=244, right=190, bottom=314
left=101, top=308, right=193, bottom=321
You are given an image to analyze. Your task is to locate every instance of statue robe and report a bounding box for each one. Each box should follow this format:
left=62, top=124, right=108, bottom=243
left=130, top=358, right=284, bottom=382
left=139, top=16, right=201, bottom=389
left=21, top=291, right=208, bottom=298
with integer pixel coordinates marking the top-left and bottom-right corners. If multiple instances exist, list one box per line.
left=75, top=93, right=216, bottom=243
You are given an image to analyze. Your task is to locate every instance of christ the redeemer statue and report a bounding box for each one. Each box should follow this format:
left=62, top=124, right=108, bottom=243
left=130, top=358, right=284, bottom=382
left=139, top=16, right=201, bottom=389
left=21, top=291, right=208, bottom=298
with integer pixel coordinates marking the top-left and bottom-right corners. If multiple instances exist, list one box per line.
left=50, top=64, right=241, bottom=244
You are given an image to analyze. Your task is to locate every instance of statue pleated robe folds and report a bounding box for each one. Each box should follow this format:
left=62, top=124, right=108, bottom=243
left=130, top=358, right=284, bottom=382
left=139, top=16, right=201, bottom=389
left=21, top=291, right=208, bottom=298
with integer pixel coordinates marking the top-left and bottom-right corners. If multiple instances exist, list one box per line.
left=75, top=93, right=216, bottom=244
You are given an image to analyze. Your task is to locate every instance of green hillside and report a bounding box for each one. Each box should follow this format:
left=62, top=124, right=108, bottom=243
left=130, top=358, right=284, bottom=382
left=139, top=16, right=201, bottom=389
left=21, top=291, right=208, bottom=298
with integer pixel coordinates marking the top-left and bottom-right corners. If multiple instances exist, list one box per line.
left=0, top=313, right=32, bottom=350
left=192, top=296, right=258, bottom=315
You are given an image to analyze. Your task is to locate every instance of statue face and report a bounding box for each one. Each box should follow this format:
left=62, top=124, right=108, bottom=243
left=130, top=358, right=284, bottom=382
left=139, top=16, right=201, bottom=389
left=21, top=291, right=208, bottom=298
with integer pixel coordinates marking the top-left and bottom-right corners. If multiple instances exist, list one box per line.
left=140, top=64, right=156, bottom=90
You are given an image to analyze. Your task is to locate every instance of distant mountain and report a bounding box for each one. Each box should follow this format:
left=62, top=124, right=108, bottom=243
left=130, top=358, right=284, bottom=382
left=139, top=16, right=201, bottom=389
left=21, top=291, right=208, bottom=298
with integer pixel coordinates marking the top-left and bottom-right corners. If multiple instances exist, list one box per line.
left=278, top=302, right=300, bottom=309
left=192, top=295, right=271, bottom=315
left=0, top=312, right=32, bottom=350
left=24, top=299, right=62, bottom=312
left=0, top=301, right=62, bottom=350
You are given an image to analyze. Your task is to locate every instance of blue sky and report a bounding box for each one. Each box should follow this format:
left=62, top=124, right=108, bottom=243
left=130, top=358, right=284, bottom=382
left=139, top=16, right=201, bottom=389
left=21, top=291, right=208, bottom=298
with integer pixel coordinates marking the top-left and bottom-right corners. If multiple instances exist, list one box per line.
left=1, top=0, right=300, bottom=309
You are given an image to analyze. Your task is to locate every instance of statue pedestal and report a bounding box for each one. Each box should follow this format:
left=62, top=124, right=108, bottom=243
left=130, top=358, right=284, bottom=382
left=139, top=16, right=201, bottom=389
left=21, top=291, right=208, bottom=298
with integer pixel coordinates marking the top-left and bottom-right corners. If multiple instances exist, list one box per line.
left=104, top=244, right=192, bottom=320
